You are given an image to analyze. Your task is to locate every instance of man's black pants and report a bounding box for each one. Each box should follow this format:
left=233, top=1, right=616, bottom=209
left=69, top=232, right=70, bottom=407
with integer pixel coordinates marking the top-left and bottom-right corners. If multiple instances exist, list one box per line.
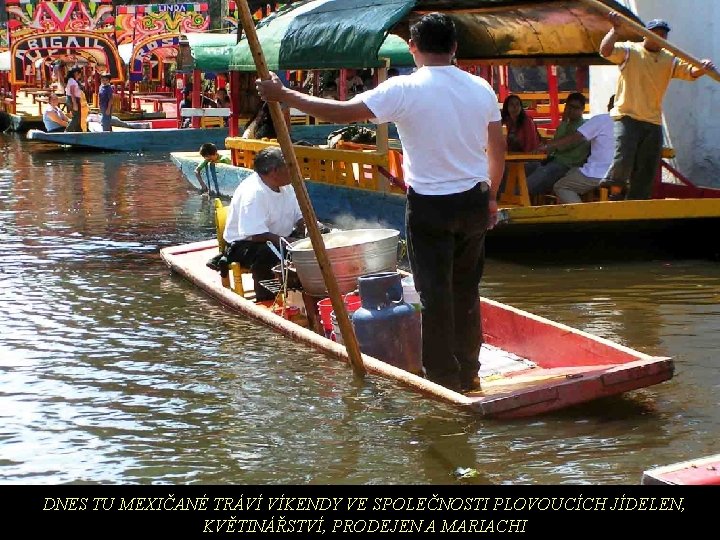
left=226, top=240, right=278, bottom=302
left=406, top=181, right=489, bottom=391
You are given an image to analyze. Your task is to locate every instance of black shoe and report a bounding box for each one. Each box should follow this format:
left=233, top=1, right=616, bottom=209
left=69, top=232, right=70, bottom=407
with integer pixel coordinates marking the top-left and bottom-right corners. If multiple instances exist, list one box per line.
left=599, top=180, right=627, bottom=201
left=426, top=373, right=462, bottom=393
left=206, top=253, right=224, bottom=271
left=461, top=376, right=483, bottom=394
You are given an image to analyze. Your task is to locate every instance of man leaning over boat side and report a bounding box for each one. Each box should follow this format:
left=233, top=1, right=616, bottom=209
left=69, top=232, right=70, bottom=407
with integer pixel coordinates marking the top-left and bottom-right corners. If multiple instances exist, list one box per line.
left=195, top=143, right=232, bottom=195
left=256, top=12, right=506, bottom=393
left=222, top=147, right=304, bottom=302
left=599, top=13, right=716, bottom=200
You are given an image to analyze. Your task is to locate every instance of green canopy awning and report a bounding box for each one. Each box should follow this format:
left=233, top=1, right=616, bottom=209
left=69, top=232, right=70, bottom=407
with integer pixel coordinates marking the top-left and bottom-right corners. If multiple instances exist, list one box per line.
left=377, top=34, right=413, bottom=67
left=230, top=0, right=642, bottom=71
left=230, top=0, right=416, bottom=71
left=186, top=33, right=237, bottom=72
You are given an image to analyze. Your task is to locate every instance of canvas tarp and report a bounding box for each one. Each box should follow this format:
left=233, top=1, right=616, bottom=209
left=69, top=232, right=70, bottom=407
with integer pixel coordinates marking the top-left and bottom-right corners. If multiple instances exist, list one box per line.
left=229, top=0, right=642, bottom=70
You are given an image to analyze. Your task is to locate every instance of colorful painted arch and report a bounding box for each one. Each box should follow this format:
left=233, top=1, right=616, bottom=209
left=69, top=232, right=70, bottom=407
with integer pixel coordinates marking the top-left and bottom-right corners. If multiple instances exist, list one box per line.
left=9, top=32, right=124, bottom=85
left=128, top=33, right=180, bottom=76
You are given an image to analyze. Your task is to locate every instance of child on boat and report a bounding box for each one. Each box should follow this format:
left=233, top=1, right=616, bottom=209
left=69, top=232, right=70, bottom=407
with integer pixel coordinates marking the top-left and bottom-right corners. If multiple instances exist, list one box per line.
left=194, top=143, right=231, bottom=195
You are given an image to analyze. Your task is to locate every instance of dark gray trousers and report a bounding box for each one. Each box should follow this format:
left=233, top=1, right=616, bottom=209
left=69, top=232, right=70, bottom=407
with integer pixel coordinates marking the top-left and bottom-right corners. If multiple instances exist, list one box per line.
left=604, top=116, right=663, bottom=200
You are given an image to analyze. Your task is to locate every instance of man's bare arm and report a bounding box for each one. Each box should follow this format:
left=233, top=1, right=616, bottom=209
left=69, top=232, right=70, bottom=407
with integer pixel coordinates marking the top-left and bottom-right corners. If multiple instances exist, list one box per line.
left=257, top=72, right=374, bottom=124
left=599, top=11, right=623, bottom=58
left=487, top=121, right=506, bottom=198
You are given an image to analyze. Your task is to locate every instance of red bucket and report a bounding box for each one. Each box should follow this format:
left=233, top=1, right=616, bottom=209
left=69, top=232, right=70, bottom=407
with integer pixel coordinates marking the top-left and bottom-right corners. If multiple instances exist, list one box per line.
left=317, top=298, right=334, bottom=332
left=317, top=293, right=362, bottom=333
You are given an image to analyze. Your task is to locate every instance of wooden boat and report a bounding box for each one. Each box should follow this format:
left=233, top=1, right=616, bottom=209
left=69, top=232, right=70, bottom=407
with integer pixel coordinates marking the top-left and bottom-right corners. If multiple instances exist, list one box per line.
left=26, top=125, right=229, bottom=152
left=642, top=454, right=720, bottom=485
left=171, top=145, right=720, bottom=260
left=165, top=0, right=719, bottom=261
left=160, top=236, right=674, bottom=418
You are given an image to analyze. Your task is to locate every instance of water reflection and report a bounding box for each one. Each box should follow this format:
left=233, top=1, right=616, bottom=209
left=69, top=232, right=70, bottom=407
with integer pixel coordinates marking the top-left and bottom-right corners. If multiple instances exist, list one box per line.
left=0, top=132, right=719, bottom=485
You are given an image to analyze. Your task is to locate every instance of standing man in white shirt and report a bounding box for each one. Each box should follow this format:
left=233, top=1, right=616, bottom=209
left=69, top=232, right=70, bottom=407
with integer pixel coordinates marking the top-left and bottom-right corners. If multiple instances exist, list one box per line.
left=256, top=12, right=506, bottom=393
left=223, top=147, right=304, bottom=302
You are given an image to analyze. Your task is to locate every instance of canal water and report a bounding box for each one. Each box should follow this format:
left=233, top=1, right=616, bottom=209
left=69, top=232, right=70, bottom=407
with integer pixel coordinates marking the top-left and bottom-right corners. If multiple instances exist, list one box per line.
left=1, top=132, right=718, bottom=485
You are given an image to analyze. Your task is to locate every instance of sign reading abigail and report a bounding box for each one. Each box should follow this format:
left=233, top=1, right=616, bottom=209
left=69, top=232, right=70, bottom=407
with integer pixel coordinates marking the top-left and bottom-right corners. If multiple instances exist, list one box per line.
left=10, top=32, right=123, bottom=84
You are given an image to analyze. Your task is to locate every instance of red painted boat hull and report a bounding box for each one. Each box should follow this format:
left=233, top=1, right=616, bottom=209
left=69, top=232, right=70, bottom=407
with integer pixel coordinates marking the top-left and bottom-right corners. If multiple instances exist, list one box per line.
left=160, top=240, right=674, bottom=418
left=642, top=455, right=720, bottom=485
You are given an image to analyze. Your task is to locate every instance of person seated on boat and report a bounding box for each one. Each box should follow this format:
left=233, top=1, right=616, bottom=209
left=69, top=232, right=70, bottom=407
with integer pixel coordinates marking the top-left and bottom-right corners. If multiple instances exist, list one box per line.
left=548, top=95, right=617, bottom=203
left=42, top=94, right=70, bottom=133
left=241, top=102, right=291, bottom=140
left=180, top=91, right=193, bottom=129
left=215, top=88, right=231, bottom=109
left=501, top=94, right=540, bottom=153
left=360, top=69, right=374, bottom=91
left=320, top=82, right=338, bottom=100
left=214, top=88, right=232, bottom=126
left=222, top=146, right=304, bottom=302
left=194, top=143, right=232, bottom=195
left=526, top=92, right=590, bottom=198
left=496, top=94, right=540, bottom=199
left=201, top=89, right=218, bottom=108
left=335, top=69, right=365, bottom=99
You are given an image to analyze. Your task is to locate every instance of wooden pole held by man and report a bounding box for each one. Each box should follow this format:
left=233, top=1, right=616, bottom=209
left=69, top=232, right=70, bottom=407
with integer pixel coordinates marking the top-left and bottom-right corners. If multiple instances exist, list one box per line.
left=580, top=0, right=720, bottom=82
left=235, top=0, right=367, bottom=378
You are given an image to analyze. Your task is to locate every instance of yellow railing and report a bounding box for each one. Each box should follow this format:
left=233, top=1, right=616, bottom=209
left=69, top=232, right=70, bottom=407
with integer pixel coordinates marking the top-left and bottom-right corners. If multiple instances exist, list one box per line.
left=225, top=137, right=404, bottom=193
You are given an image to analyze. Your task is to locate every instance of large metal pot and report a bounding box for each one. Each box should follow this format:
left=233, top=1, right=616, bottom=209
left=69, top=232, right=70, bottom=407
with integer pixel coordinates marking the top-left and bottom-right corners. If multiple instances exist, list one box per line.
left=289, top=229, right=400, bottom=296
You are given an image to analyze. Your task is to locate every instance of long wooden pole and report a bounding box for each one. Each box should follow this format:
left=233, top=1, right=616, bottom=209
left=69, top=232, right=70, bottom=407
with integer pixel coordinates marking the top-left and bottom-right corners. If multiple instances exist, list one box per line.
left=580, top=0, right=720, bottom=83
left=235, top=0, right=366, bottom=379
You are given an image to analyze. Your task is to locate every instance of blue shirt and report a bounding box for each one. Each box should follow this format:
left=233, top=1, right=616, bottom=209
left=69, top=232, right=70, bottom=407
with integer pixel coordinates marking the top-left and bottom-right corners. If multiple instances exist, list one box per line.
left=99, top=84, right=113, bottom=115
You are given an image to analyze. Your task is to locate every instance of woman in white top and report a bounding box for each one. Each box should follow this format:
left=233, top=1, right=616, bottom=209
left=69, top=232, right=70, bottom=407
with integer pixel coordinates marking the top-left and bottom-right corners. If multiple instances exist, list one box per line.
left=42, top=94, right=70, bottom=132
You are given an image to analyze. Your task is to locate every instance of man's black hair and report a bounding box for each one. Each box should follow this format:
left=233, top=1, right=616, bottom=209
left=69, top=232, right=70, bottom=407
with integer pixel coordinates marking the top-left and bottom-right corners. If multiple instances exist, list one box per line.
left=567, top=92, right=587, bottom=107
left=410, top=12, right=456, bottom=54
left=607, top=94, right=615, bottom=111
left=199, top=143, right=218, bottom=158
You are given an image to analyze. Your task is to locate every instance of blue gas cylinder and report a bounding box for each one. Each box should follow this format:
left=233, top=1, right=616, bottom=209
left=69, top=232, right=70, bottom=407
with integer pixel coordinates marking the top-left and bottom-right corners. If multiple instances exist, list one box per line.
left=352, top=272, right=423, bottom=375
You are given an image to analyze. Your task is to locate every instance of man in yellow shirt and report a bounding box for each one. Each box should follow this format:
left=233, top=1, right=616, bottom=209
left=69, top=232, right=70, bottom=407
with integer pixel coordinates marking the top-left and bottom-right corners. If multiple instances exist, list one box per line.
left=599, top=13, right=715, bottom=199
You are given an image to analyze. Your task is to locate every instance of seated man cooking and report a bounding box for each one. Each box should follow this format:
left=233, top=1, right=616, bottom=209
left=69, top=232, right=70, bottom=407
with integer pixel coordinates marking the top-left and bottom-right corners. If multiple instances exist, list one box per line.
left=222, top=146, right=304, bottom=302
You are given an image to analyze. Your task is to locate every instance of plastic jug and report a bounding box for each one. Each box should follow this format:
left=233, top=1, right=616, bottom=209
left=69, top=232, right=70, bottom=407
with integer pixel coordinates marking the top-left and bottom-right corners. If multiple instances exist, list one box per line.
left=352, top=272, right=422, bottom=375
